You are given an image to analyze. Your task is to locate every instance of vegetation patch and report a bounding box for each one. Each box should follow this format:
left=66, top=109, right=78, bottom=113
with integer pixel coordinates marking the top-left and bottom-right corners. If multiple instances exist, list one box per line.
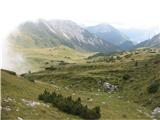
left=122, top=74, right=130, bottom=81
left=45, top=66, right=57, bottom=71
left=147, top=82, right=160, bottom=94
left=38, top=90, right=101, bottom=119
left=1, top=69, right=16, bottom=76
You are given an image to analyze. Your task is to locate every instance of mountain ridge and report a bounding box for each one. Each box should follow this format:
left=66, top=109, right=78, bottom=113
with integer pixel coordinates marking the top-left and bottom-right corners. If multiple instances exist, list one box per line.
left=8, top=19, right=120, bottom=53
left=87, top=23, right=134, bottom=50
left=136, top=33, right=160, bottom=48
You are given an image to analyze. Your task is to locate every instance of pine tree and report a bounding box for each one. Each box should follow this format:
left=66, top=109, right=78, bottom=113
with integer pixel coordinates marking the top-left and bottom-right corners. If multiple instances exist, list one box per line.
left=38, top=90, right=101, bottom=119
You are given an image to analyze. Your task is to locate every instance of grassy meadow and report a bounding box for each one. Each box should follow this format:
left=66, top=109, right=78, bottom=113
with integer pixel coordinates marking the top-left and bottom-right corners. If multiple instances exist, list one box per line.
left=1, top=48, right=160, bottom=119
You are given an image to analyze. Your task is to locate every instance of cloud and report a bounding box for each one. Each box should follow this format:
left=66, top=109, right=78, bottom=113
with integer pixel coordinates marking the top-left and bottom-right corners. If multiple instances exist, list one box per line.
left=0, top=37, right=30, bottom=74
left=0, top=0, right=160, bottom=32
left=0, top=0, right=160, bottom=73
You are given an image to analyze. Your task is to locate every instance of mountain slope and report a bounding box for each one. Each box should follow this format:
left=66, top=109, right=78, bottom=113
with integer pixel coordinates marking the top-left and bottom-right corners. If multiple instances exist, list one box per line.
left=85, top=49, right=160, bottom=111
left=13, top=45, right=93, bottom=72
left=87, top=24, right=134, bottom=50
left=120, top=27, right=160, bottom=44
left=8, top=20, right=119, bottom=53
left=22, top=49, right=160, bottom=119
left=1, top=69, right=79, bottom=120
left=136, top=33, right=160, bottom=48
left=1, top=66, right=151, bottom=119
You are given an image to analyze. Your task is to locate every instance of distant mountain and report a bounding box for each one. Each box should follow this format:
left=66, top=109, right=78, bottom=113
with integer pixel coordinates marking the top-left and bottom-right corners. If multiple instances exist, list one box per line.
left=8, top=19, right=119, bottom=53
left=136, top=33, right=160, bottom=48
left=87, top=24, right=134, bottom=50
left=120, top=27, right=160, bottom=44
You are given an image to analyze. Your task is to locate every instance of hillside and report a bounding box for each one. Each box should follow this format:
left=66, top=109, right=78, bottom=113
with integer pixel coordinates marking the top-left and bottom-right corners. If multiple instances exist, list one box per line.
left=87, top=24, right=134, bottom=50
left=23, top=48, right=160, bottom=109
left=8, top=20, right=119, bottom=53
left=12, top=45, right=93, bottom=72
left=87, top=48, right=160, bottom=109
left=136, top=33, right=160, bottom=48
left=2, top=19, right=160, bottom=120
left=1, top=69, right=79, bottom=120
left=120, top=27, right=160, bottom=44
left=1, top=67, right=152, bottom=119
left=20, top=48, right=160, bottom=119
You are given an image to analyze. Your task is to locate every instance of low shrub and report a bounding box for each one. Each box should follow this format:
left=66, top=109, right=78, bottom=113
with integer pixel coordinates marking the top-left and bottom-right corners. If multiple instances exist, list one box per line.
left=135, top=61, right=138, bottom=66
left=38, top=90, right=101, bottom=119
left=45, top=66, right=57, bottom=70
left=29, top=79, right=35, bottom=82
left=122, top=74, right=130, bottom=80
left=147, top=82, right=160, bottom=94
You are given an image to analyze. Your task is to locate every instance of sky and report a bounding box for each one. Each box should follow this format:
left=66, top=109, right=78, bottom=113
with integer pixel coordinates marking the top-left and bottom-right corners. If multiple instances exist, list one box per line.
left=0, top=0, right=160, bottom=39
left=0, top=0, right=160, bottom=71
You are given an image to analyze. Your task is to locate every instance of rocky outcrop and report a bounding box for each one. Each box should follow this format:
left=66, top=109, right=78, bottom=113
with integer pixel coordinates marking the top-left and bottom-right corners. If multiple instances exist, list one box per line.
left=103, top=82, right=118, bottom=92
left=152, top=107, right=160, bottom=119
left=98, top=81, right=118, bottom=93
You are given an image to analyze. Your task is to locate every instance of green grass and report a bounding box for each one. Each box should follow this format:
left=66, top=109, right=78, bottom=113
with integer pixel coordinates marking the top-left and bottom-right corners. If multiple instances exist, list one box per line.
left=1, top=70, right=79, bottom=120
left=13, top=45, right=93, bottom=72
left=24, top=49, right=160, bottom=110
left=2, top=48, right=160, bottom=119
left=1, top=69, right=151, bottom=119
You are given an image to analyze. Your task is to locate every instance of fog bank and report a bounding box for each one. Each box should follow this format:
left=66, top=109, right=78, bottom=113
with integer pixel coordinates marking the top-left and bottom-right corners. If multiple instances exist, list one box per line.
left=0, top=37, right=30, bottom=74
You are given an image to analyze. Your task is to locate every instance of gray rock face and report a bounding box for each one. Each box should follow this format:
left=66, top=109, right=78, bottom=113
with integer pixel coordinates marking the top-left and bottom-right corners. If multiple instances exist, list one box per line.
left=103, top=82, right=118, bottom=92
left=17, top=117, right=23, bottom=120
left=98, top=81, right=118, bottom=93
left=22, top=99, right=40, bottom=107
left=152, top=107, right=160, bottom=119
left=87, top=24, right=134, bottom=50
left=3, top=106, right=11, bottom=111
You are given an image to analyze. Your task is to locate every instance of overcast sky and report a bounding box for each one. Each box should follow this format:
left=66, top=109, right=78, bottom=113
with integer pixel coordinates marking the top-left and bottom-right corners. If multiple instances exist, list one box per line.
left=0, top=0, right=160, bottom=39
left=0, top=0, right=160, bottom=70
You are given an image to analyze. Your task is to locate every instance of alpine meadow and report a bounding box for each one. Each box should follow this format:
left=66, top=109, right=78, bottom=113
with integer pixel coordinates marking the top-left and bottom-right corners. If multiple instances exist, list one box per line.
left=1, top=0, right=160, bottom=120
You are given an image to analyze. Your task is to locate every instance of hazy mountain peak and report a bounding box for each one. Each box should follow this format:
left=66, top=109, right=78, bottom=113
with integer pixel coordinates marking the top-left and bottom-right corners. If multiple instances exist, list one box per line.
left=47, top=19, right=85, bottom=38
left=119, top=27, right=160, bottom=44
left=8, top=19, right=120, bottom=53
left=87, top=24, right=134, bottom=50
left=136, top=33, right=160, bottom=48
left=87, top=23, right=116, bottom=33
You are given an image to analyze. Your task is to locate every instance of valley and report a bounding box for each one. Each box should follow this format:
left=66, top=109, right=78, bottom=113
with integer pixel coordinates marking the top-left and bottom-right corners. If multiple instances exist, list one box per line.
left=1, top=47, right=160, bottom=119
left=1, top=19, right=160, bottom=120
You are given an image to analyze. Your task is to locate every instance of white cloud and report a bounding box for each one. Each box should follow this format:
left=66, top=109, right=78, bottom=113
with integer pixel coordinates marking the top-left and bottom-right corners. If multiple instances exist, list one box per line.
left=0, top=0, right=160, bottom=44
left=0, top=0, right=160, bottom=42
left=0, top=0, right=160, bottom=30
left=0, top=0, right=160, bottom=72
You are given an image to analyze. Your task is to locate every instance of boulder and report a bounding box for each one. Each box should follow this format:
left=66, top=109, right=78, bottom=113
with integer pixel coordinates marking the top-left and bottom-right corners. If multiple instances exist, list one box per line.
left=17, top=117, right=23, bottom=120
left=103, top=82, right=118, bottom=92
left=152, top=107, right=160, bottom=119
